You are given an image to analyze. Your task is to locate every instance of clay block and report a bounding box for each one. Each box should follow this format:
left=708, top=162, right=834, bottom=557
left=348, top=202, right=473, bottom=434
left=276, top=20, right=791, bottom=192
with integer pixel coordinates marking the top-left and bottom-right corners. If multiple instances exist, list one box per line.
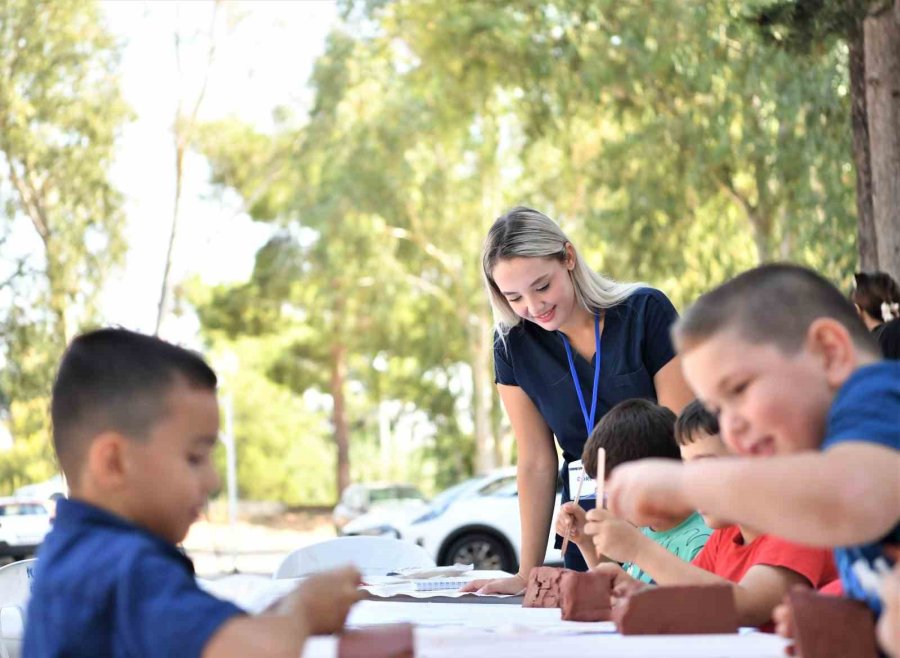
left=559, top=569, right=613, bottom=621
left=788, top=588, right=878, bottom=658
left=339, top=623, right=415, bottom=658
left=613, top=584, right=739, bottom=635
left=522, top=566, right=565, bottom=608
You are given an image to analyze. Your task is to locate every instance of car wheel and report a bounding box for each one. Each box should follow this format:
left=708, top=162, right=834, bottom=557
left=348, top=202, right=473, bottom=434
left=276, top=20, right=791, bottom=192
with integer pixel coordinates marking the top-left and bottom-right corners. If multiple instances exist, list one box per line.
left=443, top=532, right=516, bottom=572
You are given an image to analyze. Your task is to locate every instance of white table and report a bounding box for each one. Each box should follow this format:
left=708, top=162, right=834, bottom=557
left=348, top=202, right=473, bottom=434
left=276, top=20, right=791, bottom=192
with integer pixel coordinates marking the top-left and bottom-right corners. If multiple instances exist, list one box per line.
left=302, top=600, right=790, bottom=657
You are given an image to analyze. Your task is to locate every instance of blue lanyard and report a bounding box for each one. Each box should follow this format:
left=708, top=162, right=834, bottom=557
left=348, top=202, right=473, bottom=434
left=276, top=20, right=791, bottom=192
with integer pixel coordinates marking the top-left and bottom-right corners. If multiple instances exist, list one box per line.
left=559, top=313, right=602, bottom=437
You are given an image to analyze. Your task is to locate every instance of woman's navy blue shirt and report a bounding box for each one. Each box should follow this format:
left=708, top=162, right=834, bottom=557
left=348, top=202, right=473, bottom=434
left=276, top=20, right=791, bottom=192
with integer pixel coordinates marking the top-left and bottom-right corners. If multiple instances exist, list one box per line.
left=494, top=287, right=679, bottom=500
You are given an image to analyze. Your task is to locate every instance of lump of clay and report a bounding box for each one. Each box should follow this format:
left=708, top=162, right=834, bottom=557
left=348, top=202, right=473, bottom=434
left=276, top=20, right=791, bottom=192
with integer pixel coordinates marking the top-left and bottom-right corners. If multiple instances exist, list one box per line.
left=559, top=569, right=613, bottom=621
left=788, top=588, right=878, bottom=658
left=523, top=566, right=565, bottom=608
left=339, top=623, right=415, bottom=658
left=613, top=584, right=738, bottom=635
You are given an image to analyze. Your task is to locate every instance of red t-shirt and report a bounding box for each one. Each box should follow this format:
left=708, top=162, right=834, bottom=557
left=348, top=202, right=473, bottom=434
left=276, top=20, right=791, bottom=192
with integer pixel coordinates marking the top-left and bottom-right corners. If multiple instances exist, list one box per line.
left=692, top=526, right=839, bottom=630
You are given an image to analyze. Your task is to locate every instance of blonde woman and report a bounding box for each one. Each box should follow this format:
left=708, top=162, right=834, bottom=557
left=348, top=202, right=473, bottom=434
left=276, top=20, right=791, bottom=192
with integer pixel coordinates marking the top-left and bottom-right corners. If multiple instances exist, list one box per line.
left=462, top=207, right=693, bottom=595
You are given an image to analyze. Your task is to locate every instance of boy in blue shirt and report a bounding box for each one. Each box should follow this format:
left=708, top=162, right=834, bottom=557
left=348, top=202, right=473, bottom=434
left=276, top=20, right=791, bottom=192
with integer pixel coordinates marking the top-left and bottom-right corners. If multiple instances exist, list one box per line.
left=604, top=264, right=899, bottom=623
left=25, top=328, right=363, bottom=658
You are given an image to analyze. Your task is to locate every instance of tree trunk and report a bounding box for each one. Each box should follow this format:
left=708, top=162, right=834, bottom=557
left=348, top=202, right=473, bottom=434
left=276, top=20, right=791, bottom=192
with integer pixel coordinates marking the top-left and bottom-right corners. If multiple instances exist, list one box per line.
left=849, top=27, right=878, bottom=271
left=471, top=310, right=496, bottom=473
left=330, top=341, right=351, bottom=499
left=45, top=247, right=70, bottom=350
left=748, top=210, right=771, bottom=264
left=864, top=5, right=900, bottom=280
left=155, top=144, right=184, bottom=335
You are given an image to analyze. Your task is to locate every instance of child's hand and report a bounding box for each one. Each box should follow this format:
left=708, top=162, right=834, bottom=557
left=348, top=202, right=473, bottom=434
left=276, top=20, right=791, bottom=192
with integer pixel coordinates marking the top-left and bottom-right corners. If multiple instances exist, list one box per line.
left=292, top=565, right=364, bottom=635
left=584, top=508, right=645, bottom=564
left=878, top=557, right=900, bottom=658
left=555, top=502, right=589, bottom=547
left=592, top=562, right=649, bottom=606
left=773, top=586, right=804, bottom=657
left=606, top=459, right=693, bottom=529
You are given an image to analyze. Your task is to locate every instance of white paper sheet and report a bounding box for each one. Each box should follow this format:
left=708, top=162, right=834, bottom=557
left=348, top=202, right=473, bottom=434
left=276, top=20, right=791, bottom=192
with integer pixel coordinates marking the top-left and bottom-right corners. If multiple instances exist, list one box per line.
left=347, top=601, right=615, bottom=633
left=361, top=569, right=518, bottom=599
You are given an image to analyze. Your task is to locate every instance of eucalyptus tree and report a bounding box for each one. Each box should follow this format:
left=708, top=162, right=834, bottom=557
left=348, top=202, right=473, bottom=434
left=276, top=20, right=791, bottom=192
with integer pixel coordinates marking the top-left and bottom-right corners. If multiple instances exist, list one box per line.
left=0, top=0, right=129, bottom=490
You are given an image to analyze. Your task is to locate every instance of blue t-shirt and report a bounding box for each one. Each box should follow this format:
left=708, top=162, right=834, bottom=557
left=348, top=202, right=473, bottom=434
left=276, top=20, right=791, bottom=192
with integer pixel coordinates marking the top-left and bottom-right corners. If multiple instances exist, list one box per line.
left=24, top=499, right=244, bottom=658
left=494, top=287, right=679, bottom=498
left=822, top=360, right=900, bottom=616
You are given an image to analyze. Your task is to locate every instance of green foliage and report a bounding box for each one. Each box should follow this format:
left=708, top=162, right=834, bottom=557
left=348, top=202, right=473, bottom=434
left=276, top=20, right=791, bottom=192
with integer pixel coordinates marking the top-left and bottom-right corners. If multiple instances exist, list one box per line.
left=0, top=0, right=862, bottom=503
left=205, top=336, right=336, bottom=505
left=190, top=0, right=859, bottom=501
left=0, top=0, right=129, bottom=488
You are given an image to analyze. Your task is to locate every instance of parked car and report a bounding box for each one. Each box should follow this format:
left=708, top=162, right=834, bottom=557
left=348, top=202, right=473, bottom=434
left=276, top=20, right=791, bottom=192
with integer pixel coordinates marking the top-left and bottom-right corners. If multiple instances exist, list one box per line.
left=341, top=477, right=482, bottom=539
left=394, top=469, right=564, bottom=573
left=332, top=483, right=427, bottom=533
left=0, top=498, right=53, bottom=560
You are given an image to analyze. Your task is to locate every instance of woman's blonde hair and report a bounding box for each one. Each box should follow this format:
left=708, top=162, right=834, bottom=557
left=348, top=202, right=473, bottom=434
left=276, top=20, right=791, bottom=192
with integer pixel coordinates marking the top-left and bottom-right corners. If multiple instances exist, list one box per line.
left=481, top=207, right=643, bottom=337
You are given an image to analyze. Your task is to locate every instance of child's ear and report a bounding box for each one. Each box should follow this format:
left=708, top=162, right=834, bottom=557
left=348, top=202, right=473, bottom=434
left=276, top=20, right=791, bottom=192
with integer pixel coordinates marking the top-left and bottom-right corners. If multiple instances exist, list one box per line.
left=86, top=432, right=129, bottom=490
left=806, top=318, right=856, bottom=388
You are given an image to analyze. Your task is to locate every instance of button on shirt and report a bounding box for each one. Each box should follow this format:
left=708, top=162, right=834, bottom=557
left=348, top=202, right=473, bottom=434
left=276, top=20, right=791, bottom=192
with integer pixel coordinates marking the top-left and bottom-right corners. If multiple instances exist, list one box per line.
left=24, top=498, right=244, bottom=658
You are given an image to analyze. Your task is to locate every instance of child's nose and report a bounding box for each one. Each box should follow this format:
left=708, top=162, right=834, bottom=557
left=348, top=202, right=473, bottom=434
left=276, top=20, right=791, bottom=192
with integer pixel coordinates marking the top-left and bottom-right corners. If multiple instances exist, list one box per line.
left=720, top=411, right=749, bottom=454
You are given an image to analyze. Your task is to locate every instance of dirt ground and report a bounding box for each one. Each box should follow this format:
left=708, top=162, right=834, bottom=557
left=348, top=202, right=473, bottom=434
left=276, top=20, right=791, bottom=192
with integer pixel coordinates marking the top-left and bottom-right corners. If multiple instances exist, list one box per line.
left=183, top=510, right=337, bottom=578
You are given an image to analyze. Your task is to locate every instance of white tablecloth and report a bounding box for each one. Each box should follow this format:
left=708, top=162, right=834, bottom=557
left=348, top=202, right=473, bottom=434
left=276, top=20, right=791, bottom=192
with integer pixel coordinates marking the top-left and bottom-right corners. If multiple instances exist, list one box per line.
left=302, top=600, right=790, bottom=657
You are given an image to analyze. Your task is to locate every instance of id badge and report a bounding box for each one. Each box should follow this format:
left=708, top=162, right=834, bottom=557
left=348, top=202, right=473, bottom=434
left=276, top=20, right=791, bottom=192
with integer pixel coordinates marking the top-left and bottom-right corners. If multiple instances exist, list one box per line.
left=567, top=459, right=596, bottom=499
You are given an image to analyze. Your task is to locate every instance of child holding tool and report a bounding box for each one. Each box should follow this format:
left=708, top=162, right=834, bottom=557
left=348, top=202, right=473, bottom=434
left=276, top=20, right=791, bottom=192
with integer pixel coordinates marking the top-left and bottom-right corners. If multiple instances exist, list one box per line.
left=557, top=399, right=710, bottom=579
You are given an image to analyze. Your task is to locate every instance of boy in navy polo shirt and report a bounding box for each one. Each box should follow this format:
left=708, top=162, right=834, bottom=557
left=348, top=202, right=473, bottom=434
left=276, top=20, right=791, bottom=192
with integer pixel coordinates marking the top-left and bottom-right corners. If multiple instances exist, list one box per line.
left=25, top=328, right=363, bottom=658
left=605, top=265, right=899, bottom=629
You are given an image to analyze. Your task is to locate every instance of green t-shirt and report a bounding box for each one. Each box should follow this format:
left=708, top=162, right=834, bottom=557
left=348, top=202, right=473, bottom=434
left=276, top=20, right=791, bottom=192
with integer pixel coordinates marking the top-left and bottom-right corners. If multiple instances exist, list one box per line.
left=624, top=511, right=712, bottom=584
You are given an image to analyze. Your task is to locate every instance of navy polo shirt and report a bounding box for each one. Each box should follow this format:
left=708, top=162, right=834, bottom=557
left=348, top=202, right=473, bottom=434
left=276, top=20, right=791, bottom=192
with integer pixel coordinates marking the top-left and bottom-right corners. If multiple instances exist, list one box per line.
left=24, top=498, right=243, bottom=658
left=494, top=287, right=679, bottom=499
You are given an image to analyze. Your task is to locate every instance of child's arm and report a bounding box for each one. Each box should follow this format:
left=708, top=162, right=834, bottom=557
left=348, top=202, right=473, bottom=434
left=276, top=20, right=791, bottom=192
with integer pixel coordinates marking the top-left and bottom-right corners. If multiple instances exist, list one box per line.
left=555, top=502, right=600, bottom=568
left=608, top=443, right=900, bottom=546
left=202, top=566, right=363, bottom=658
left=628, top=538, right=811, bottom=627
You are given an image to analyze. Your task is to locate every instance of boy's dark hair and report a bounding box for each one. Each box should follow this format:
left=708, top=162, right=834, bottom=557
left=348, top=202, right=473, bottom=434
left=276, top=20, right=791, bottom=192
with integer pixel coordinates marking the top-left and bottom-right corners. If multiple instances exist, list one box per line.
left=582, top=399, right=679, bottom=479
left=674, top=399, right=720, bottom=446
left=51, top=328, right=217, bottom=481
left=674, top=263, right=879, bottom=355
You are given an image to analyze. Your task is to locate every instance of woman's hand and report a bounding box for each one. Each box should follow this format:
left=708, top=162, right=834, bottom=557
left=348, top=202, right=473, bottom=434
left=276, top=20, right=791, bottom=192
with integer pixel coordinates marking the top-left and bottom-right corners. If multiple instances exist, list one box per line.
left=459, top=573, right=527, bottom=595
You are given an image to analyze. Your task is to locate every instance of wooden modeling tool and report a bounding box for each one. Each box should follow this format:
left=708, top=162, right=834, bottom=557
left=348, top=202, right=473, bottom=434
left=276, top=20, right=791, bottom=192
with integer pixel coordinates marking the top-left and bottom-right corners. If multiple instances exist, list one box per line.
left=560, top=448, right=604, bottom=557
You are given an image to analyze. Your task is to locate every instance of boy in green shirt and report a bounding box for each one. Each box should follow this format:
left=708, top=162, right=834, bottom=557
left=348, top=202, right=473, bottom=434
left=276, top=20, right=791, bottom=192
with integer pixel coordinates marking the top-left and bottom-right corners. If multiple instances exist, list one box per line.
left=555, top=398, right=710, bottom=581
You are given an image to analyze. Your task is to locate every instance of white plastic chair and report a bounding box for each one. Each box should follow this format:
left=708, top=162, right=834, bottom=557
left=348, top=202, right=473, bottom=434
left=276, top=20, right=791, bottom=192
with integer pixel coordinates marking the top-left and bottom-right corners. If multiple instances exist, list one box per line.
left=0, top=559, right=37, bottom=658
left=273, top=536, right=435, bottom=579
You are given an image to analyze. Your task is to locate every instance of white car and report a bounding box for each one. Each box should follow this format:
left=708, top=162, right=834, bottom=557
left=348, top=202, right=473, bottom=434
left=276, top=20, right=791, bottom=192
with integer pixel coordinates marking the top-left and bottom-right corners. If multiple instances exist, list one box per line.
left=0, top=498, right=53, bottom=560
left=333, top=483, right=427, bottom=534
left=395, top=468, right=563, bottom=573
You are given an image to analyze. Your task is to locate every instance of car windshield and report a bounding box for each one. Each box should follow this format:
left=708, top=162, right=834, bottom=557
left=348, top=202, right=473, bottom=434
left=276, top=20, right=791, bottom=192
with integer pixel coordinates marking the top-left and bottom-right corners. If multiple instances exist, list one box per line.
left=0, top=503, right=46, bottom=516
left=477, top=475, right=517, bottom=497
left=429, top=479, right=479, bottom=508
left=369, top=486, right=424, bottom=503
